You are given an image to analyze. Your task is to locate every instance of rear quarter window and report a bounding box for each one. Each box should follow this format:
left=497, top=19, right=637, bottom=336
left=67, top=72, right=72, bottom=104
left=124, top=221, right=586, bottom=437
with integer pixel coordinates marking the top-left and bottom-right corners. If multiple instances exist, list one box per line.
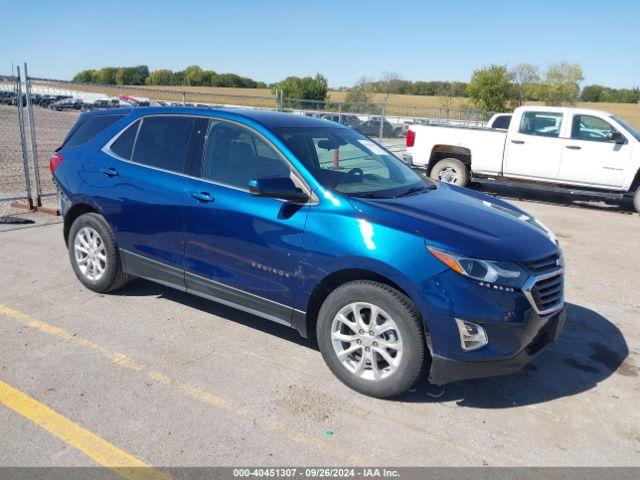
left=63, top=114, right=125, bottom=148
left=109, top=120, right=140, bottom=160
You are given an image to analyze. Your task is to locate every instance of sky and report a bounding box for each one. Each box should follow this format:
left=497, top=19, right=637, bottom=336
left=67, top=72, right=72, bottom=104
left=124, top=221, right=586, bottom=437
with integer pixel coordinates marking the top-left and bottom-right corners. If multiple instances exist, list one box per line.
left=1, top=0, right=639, bottom=88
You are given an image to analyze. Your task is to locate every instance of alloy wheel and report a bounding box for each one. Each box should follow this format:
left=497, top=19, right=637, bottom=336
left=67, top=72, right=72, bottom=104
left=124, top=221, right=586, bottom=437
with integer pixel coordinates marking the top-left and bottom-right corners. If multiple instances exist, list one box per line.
left=331, top=302, right=403, bottom=381
left=74, top=227, right=107, bottom=281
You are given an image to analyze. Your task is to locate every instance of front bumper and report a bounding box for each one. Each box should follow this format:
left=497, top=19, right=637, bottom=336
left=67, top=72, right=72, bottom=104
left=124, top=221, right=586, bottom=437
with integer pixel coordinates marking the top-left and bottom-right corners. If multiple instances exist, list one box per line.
left=428, top=308, right=566, bottom=385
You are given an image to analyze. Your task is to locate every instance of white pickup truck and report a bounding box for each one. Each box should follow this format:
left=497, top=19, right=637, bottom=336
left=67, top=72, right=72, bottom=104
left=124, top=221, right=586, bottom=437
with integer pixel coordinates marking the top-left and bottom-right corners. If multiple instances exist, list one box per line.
left=404, top=106, right=640, bottom=212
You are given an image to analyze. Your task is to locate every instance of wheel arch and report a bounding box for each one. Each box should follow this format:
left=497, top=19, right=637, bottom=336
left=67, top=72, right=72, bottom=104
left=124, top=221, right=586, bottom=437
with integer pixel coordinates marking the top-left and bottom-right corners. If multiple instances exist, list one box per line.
left=63, top=203, right=100, bottom=245
left=629, top=167, right=640, bottom=193
left=299, top=268, right=416, bottom=341
left=428, top=144, right=471, bottom=174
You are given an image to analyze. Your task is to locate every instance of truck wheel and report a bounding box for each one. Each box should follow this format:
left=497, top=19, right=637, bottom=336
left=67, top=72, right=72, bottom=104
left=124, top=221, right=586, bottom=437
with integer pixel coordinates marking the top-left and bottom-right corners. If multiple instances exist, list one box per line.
left=316, top=280, right=426, bottom=398
left=68, top=213, right=129, bottom=293
left=430, top=158, right=469, bottom=187
left=634, top=186, right=640, bottom=214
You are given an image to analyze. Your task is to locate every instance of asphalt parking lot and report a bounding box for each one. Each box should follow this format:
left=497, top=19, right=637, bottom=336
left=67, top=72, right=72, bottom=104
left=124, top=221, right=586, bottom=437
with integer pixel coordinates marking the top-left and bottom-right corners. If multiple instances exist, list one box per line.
left=0, top=192, right=639, bottom=470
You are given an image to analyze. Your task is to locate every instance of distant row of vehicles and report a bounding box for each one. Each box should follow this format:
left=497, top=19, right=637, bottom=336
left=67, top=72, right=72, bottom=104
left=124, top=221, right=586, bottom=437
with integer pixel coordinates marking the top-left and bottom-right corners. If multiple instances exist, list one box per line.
left=37, top=95, right=139, bottom=111
left=2, top=88, right=407, bottom=138
left=0, top=91, right=150, bottom=111
left=305, top=112, right=406, bottom=138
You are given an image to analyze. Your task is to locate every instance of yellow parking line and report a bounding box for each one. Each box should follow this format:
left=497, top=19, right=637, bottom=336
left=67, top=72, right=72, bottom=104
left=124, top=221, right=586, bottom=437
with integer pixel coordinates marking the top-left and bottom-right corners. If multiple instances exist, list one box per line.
left=0, top=379, right=169, bottom=480
left=0, top=303, right=363, bottom=463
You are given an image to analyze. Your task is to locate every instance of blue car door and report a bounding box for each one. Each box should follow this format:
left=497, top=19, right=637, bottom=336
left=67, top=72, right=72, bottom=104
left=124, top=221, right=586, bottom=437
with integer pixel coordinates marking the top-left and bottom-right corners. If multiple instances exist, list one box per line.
left=183, top=118, right=310, bottom=325
left=93, top=115, right=200, bottom=284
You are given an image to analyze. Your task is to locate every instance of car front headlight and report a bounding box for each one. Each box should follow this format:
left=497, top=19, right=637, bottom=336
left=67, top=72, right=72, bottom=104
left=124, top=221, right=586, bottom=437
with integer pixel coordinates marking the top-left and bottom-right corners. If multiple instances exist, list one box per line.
left=427, top=245, right=526, bottom=288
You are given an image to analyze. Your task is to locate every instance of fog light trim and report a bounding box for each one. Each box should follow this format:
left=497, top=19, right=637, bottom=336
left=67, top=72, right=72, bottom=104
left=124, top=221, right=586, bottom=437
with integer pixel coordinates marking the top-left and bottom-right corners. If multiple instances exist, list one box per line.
left=455, top=318, right=488, bottom=352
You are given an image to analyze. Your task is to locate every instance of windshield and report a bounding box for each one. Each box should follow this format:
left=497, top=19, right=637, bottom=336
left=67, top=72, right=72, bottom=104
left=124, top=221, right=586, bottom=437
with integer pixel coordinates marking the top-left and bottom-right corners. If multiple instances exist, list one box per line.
left=611, top=116, right=640, bottom=141
left=274, top=126, right=431, bottom=198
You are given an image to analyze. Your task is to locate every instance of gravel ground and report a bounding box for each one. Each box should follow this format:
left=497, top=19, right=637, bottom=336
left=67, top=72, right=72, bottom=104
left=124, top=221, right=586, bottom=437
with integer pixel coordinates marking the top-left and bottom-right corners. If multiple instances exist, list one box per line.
left=0, top=191, right=638, bottom=468
left=0, top=104, right=79, bottom=202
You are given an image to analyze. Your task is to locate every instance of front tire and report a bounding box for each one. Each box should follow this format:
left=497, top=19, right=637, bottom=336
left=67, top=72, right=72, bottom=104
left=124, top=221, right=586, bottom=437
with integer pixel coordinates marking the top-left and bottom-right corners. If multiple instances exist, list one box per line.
left=633, top=186, right=640, bottom=214
left=429, top=158, right=469, bottom=187
left=68, top=213, right=128, bottom=293
left=317, top=280, right=426, bottom=398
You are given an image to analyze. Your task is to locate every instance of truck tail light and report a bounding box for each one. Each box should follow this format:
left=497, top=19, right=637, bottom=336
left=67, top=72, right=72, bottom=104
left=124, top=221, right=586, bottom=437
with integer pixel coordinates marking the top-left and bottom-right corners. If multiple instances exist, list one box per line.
left=49, top=153, right=63, bottom=174
left=406, top=129, right=415, bottom=147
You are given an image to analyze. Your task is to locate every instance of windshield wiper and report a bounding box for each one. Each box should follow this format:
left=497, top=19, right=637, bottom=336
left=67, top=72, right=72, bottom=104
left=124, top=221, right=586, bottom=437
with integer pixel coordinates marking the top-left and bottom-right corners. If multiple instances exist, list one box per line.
left=393, top=185, right=432, bottom=198
left=352, top=191, right=388, bottom=199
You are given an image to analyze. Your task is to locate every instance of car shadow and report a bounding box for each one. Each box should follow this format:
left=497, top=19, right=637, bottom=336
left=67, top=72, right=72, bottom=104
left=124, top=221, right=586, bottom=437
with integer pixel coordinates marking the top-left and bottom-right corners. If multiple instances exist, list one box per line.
left=114, top=279, right=316, bottom=350
left=475, top=182, right=637, bottom=215
left=116, top=281, right=632, bottom=408
left=400, top=303, right=633, bottom=408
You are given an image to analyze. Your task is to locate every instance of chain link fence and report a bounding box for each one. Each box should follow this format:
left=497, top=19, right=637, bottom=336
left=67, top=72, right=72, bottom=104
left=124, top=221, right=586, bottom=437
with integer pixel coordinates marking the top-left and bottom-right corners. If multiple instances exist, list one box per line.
left=1, top=69, right=496, bottom=214
left=0, top=71, right=34, bottom=215
left=27, top=92, right=81, bottom=198
left=276, top=96, right=494, bottom=153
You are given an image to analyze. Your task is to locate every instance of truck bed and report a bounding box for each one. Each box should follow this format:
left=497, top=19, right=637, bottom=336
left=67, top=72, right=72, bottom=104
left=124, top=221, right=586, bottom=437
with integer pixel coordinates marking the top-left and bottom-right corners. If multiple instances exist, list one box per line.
left=408, top=124, right=508, bottom=175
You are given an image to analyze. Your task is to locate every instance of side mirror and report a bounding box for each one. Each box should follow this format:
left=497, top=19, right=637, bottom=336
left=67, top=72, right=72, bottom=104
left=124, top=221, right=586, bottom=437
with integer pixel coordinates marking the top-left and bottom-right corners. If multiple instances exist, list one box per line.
left=248, top=176, right=309, bottom=203
left=609, top=131, right=626, bottom=144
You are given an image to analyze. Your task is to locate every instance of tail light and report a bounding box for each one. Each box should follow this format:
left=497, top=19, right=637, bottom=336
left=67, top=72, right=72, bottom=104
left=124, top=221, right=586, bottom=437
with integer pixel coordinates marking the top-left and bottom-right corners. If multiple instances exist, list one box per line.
left=406, top=129, right=415, bottom=148
left=49, top=153, right=63, bottom=174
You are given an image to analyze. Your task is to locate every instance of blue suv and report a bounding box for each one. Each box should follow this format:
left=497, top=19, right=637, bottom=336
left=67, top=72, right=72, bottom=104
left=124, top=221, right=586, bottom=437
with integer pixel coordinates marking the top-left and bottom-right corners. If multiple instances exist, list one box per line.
left=52, top=107, right=565, bottom=398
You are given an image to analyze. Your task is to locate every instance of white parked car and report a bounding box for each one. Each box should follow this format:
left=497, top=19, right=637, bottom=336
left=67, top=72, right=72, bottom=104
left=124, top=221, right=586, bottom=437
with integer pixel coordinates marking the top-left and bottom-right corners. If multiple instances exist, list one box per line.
left=404, top=106, right=640, bottom=212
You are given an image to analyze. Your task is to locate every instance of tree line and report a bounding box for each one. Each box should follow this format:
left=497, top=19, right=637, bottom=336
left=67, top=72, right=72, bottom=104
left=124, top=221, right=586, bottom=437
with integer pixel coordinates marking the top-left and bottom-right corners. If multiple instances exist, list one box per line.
left=263, top=64, right=639, bottom=112
left=72, top=63, right=639, bottom=111
left=73, top=65, right=267, bottom=89
left=466, top=62, right=638, bottom=111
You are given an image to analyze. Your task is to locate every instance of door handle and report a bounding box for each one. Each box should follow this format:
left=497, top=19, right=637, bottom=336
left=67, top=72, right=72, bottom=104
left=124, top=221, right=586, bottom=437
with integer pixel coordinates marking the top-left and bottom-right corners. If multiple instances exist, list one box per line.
left=565, top=145, right=582, bottom=150
left=99, top=167, right=118, bottom=177
left=190, top=192, right=215, bottom=203
left=511, top=139, right=525, bottom=144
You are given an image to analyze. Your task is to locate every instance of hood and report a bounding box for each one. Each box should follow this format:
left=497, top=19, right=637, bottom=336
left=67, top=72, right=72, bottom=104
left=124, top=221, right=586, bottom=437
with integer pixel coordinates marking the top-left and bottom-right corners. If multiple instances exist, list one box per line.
left=348, top=183, right=559, bottom=262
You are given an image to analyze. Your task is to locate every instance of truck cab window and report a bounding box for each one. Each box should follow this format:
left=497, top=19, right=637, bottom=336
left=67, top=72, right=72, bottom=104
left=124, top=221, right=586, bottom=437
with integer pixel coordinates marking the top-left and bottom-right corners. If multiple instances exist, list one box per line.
left=519, top=111, right=563, bottom=138
left=571, top=115, right=616, bottom=142
left=492, top=115, right=511, bottom=129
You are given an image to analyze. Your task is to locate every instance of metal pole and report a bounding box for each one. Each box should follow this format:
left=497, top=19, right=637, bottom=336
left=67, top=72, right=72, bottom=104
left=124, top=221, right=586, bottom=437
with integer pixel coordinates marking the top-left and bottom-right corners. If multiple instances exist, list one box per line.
left=24, top=63, right=41, bottom=207
left=338, top=103, right=342, bottom=124
left=378, top=103, right=385, bottom=141
left=182, top=92, right=186, bottom=106
left=16, top=67, right=34, bottom=210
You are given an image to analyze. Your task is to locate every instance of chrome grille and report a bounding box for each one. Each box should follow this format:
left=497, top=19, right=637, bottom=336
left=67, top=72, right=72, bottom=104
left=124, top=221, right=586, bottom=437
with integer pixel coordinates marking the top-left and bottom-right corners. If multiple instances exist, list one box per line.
left=522, top=253, right=560, bottom=274
left=525, top=271, right=564, bottom=315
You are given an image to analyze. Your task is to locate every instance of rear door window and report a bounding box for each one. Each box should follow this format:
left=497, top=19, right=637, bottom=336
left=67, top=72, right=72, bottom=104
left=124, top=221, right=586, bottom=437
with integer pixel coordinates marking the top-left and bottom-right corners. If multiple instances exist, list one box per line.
left=519, top=111, right=563, bottom=138
left=132, top=116, right=196, bottom=173
left=63, top=114, right=125, bottom=147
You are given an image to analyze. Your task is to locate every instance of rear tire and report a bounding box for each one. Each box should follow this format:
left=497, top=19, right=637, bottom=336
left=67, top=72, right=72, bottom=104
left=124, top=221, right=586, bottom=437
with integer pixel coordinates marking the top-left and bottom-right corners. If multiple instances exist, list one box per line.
left=634, top=186, right=640, bottom=214
left=316, top=280, right=426, bottom=398
left=68, top=213, right=129, bottom=293
left=430, top=158, right=469, bottom=187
